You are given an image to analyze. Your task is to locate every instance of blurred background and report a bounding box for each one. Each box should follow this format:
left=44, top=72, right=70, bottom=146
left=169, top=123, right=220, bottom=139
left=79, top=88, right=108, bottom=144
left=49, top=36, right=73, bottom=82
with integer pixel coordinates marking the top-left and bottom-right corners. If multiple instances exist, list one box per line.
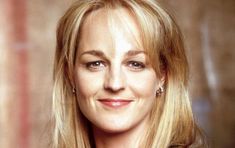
left=0, top=0, right=234, bottom=147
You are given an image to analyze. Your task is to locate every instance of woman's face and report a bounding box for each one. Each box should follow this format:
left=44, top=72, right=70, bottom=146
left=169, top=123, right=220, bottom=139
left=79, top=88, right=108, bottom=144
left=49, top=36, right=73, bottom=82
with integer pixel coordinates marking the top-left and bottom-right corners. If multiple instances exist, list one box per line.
left=74, top=8, right=161, bottom=133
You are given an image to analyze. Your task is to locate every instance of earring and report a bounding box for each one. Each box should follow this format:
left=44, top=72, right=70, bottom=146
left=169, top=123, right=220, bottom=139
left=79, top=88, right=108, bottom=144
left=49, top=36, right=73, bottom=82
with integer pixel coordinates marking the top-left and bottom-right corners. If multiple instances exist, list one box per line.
left=156, top=86, right=164, bottom=96
left=72, top=87, right=76, bottom=93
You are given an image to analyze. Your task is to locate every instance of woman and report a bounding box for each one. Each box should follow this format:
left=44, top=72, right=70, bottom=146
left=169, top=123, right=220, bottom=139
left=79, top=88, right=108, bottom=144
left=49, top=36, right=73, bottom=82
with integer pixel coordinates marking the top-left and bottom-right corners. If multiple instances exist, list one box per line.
left=52, top=0, right=206, bottom=147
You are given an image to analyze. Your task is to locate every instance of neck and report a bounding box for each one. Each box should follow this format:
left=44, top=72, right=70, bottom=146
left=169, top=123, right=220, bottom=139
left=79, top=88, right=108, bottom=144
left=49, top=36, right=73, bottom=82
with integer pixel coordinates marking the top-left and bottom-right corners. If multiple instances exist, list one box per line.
left=93, top=118, right=149, bottom=148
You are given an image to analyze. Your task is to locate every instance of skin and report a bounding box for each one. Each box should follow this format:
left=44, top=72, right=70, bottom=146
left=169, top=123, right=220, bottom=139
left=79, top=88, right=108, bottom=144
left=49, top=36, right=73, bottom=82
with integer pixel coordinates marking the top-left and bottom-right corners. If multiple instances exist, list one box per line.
left=74, top=8, right=163, bottom=148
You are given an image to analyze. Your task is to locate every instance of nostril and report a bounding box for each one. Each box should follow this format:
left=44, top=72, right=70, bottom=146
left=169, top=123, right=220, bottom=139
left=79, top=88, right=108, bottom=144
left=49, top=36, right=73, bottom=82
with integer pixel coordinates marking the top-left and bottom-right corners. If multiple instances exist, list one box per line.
left=104, top=73, right=125, bottom=92
left=104, top=78, right=125, bottom=92
left=105, top=86, right=125, bottom=93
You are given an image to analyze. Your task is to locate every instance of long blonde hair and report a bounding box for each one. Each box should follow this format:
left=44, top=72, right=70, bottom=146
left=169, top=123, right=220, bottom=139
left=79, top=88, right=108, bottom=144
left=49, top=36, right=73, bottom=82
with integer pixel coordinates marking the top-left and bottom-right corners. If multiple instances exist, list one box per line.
left=52, top=0, right=205, bottom=147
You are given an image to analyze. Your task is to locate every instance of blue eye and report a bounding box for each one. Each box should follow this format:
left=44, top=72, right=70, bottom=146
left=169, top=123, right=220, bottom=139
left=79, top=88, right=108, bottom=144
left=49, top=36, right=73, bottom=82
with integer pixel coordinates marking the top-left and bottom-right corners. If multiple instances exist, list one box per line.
left=127, top=61, right=145, bottom=71
left=86, top=61, right=105, bottom=71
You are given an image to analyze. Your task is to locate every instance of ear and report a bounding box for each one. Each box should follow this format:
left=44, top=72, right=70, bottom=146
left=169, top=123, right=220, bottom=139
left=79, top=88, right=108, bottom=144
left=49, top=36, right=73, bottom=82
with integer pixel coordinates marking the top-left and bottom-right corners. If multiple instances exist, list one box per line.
left=159, top=72, right=166, bottom=87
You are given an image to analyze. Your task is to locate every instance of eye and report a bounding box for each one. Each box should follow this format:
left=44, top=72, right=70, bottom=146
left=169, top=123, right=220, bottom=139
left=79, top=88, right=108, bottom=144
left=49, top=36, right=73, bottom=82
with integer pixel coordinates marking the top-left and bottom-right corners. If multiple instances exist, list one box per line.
left=126, top=61, right=145, bottom=71
left=86, top=61, right=106, bottom=71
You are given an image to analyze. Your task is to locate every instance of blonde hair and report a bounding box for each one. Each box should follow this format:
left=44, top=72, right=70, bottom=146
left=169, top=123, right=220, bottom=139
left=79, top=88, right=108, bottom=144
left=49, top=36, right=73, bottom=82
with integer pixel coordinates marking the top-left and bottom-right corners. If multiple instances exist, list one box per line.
left=52, top=0, right=205, bottom=147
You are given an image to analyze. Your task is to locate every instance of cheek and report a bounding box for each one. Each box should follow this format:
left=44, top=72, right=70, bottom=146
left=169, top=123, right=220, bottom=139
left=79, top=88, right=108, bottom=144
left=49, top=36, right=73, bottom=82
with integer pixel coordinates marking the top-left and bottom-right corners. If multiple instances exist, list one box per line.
left=127, top=71, right=158, bottom=97
left=75, top=69, right=104, bottom=98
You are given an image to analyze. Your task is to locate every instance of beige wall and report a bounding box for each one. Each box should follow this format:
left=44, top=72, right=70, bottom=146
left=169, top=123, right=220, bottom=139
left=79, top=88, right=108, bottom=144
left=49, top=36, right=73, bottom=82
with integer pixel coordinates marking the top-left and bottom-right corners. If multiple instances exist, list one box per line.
left=0, top=0, right=234, bottom=147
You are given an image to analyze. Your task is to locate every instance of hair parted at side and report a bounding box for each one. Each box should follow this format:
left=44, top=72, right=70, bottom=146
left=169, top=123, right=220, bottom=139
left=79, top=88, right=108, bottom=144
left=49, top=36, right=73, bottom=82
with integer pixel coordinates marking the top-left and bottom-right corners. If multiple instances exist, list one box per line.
left=52, top=0, right=206, bottom=147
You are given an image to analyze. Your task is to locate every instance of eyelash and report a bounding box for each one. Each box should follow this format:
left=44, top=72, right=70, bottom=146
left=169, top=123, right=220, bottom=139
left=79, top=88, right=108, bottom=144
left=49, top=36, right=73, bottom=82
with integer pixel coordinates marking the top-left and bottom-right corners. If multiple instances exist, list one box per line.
left=86, top=61, right=106, bottom=71
left=85, top=60, right=146, bottom=71
left=126, top=61, right=145, bottom=71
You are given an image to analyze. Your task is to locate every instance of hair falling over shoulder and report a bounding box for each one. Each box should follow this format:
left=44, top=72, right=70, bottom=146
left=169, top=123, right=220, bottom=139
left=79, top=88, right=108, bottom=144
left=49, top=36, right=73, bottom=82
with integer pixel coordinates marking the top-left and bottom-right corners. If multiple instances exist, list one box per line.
left=51, top=0, right=207, bottom=147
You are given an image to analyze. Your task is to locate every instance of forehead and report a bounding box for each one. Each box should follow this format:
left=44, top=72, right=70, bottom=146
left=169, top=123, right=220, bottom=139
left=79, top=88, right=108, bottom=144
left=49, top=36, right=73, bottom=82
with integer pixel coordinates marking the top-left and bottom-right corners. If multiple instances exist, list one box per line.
left=78, top=7, right=143, bottom=53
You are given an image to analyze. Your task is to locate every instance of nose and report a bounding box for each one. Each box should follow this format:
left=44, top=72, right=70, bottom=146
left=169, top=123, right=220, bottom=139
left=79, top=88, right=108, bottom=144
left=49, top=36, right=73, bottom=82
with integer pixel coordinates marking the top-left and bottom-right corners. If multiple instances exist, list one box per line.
left=104, top=66, right=126, bottom=92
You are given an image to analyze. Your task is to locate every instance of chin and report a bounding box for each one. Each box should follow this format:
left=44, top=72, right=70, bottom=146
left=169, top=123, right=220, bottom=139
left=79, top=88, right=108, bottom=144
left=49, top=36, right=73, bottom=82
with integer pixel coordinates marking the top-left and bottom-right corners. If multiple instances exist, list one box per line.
left=93, top=119, right=134, bottom=134
left=96, top=125, right=132, bottom=134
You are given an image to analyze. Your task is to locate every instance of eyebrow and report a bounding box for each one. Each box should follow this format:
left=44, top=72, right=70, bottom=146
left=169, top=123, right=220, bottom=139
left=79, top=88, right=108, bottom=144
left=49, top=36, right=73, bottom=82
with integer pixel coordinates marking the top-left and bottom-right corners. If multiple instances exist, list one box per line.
left=80, top=50, right=105, bottom=58
left=126, top=50, right=146, bottom=56
left=79, top=49, right=146, bottom=58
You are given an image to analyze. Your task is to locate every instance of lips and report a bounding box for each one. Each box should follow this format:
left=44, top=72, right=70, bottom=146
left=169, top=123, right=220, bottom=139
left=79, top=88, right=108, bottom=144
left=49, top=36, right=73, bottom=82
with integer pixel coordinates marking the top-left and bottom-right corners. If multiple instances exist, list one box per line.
left=98, top=99, right=133, bottom=108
